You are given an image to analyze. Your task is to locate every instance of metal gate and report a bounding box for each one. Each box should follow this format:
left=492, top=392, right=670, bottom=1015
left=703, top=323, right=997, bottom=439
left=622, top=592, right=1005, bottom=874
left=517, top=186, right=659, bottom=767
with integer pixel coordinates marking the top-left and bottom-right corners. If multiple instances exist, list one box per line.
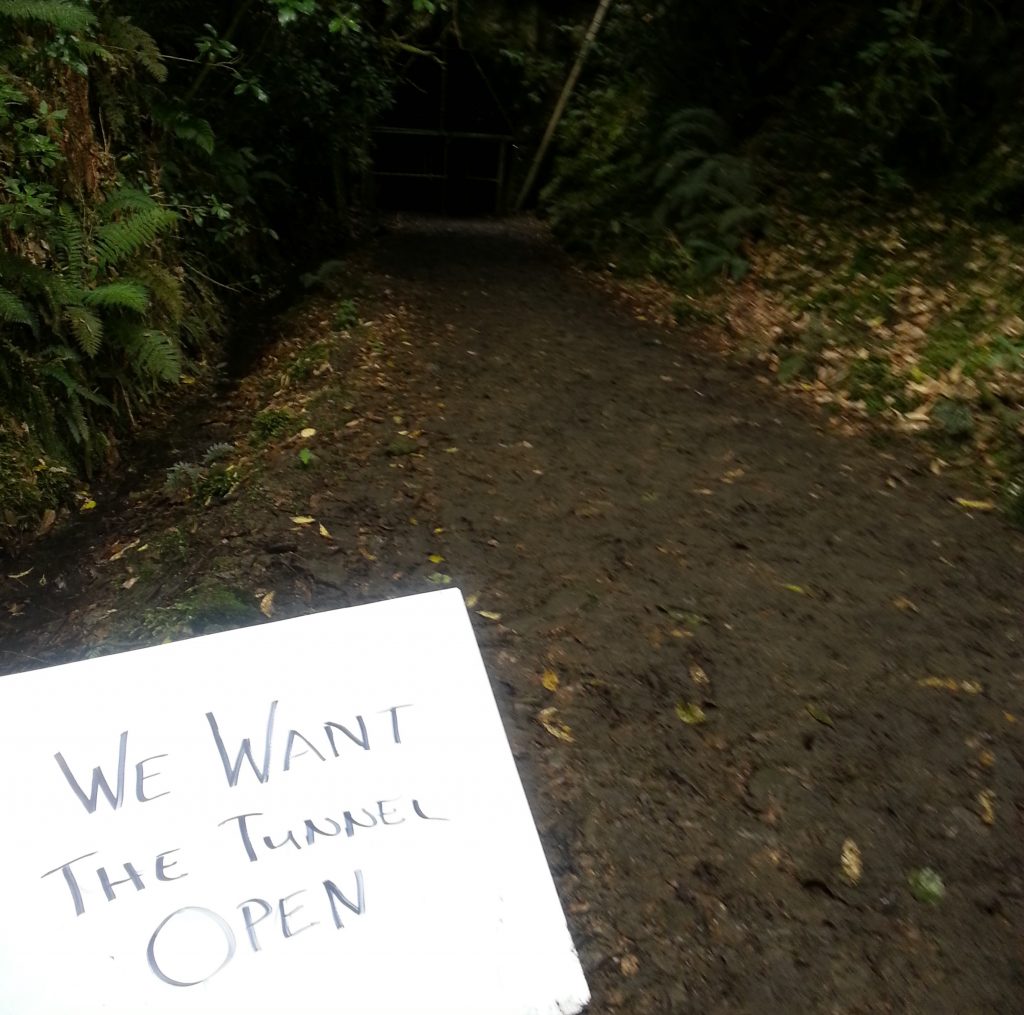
left=371, top=127, right=513, bottom=215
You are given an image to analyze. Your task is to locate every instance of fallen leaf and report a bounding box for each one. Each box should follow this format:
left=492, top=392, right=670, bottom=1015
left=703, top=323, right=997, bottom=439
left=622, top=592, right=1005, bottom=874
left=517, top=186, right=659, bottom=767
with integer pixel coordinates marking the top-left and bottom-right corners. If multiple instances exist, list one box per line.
left=977, top=748, right=995, bottom=768
left=978, top=789, right=996, bottom=826
left=299, top=427, right=317, bottom=438
left=8, top=603, right=24, bottom=616
left=427, top=572, right=451, bottom=585
left=840, top=839, right=863, bottom=884
left=675, top=701, right=707, bottom=725
left=465, top=592, right=479, bottom=609
left=81, top=499, right=97, bottom=511
left=121, top=576, right=139, bottom=591
left=318, top=523, right=332, bottom=539
left=428, top=553, right=445, bottom=564
left=892, top=596, right=919, bottom=613
left=538, top=706, right=575, bottom=743
left=291, top=515, right=315, bottom=525
left=908, top=867, right=945, bottom=904
left=433, top=527, right=445, bottom=535
left=6, top=569, right=32, bottom=579
left=782, top=583, right=810, bottom=595
left=918, top=676, right=983, bottom=694
left=689, top=663, right=710, bottom=687
left=108, top=538, right=141, bottom=561
left=477, top=610, right=502, bottom=621
left=955, top=498, right=995, bottom=511
left=619, top=954, right=640, bottom=977
left=259, top=591, right=275, bottom=618
left=542, top=669, right=560, bottom=692
left=806, top=704, right=835, bottom=727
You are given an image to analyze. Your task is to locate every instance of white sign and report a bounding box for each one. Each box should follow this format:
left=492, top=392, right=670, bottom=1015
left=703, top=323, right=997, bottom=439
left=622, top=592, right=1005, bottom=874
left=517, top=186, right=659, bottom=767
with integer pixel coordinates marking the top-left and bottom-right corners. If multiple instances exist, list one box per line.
left=0, top=589, right=589, bottom=1015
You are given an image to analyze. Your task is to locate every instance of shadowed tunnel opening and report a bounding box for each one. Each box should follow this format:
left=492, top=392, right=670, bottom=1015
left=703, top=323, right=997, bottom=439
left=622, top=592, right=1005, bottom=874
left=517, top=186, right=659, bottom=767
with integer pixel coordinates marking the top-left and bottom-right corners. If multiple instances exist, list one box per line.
left=371, top=46, right=517, bottom=216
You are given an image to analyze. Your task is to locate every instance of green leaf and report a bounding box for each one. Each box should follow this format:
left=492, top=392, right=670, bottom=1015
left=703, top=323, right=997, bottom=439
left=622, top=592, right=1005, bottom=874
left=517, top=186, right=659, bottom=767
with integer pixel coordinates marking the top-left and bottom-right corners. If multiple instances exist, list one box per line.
left=675, top=702, right=707, bottom=725
left=0, top=287, right=33, bottom=327
left=84, top=281, right=150, bottom=314
left=0, top=0, right=95, bottom=32
left=908, top=868, right=945, bottom=904
left=65, top=305, right=104, bottom=356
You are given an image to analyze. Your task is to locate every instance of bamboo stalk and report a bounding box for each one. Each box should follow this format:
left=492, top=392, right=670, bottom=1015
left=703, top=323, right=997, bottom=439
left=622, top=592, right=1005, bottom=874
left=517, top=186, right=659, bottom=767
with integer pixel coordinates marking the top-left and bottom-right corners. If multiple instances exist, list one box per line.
left=515, top=0, right=616, bottom=211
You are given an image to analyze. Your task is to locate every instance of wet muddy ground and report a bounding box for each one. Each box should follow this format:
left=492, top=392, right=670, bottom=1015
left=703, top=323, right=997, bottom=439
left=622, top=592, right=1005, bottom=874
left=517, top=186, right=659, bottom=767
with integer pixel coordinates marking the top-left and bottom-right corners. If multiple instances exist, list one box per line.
left=2, top=219, right=1023, bottom=1013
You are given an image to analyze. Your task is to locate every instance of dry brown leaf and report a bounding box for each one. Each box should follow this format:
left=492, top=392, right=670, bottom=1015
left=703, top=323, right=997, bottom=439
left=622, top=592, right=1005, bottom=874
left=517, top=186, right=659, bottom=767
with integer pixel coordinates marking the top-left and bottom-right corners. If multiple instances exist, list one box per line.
left=541, top=669, right=560, bottom=692
left=318, top=523, right=332, bottom=539
left=291, top=515, right=315, bottom=525
left=477, top=610, right=502, bottom=621
left=619, top=955, right=640, bottom=977
left=121, top=576, right=138, bottom=591
left=978, top=788, right=996, bottom=826
left=108, top=538, right=141, bottom=562
left=538, top=706, right=575, bottom=743
left=892, top=595, right=919, bottom=613
left=299, top=427, right=317, bottom=438
left=918, top=676, right=983, bottom=694
left=840, top=839, right=862, bottom=884
left=689, top=663, right=710, bottom=687
left=259, top=591, right=275, bottom=618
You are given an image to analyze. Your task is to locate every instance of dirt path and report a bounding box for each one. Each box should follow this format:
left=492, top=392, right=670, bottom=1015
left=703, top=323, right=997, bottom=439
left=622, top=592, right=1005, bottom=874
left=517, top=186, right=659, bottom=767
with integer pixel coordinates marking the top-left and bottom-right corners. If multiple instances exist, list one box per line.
left=4, top=219, right=1024, bottom=1012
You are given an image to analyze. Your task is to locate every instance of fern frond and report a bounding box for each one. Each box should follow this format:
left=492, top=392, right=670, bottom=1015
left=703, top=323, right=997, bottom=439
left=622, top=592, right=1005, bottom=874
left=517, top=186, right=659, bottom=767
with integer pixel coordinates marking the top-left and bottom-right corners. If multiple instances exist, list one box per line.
left=202, top=442, right=234, bottom=465
left=101, top=187, right=158, bottom=216
left=54, top=205, right=88, bottom=278
left=84, top=280, right=150, bottom=314
left=717, top=205, right=762, bottom=233
left=95, top=208, right=177, bottom=268
left=102, top=16, right=167, bottom=81
left=661, top=108, right=727, bottom=148
left=126, top=329, right=182, bottom=382
left=65, top=305, right=104, bottom=356
left=41, top=359, right=112, bottom=407
left=0, top=287, right=34, bottom=327
left=135, top=262, right=183, bottom=321
left=654, top=149, right=710, bottom=189
left=0, top=0, right=94, bottom=31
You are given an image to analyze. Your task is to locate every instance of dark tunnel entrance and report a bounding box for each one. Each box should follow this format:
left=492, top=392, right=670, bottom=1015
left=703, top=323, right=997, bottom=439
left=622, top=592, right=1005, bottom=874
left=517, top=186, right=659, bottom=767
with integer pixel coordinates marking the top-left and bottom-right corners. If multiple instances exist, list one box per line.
left=371, top=46, right=516, bottom=216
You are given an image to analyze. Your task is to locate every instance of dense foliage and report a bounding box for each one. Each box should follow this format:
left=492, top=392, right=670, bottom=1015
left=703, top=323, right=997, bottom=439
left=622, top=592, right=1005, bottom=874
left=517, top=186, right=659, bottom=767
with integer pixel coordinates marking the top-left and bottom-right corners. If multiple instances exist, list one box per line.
left=3, top=0, right=1024, bottom=529
left=0, top=0, right=444, bottom=522
left=543, top=1, right=1024, bottom=276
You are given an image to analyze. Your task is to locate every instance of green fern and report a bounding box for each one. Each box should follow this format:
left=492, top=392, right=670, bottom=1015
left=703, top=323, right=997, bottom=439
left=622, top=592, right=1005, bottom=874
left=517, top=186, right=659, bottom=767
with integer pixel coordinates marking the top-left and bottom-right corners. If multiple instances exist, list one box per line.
left=127, top=329, right=182, bottom=382
left=102, top=15, right=167, bottom=82
left=64, top=305, right=104, bottom=356
left=84, top=280, right=151, bottom=314
left=136, top=262, right=184, bottom=322
left=0, top=0, right=94, bottom=32
left=95, top=207, right=178, bottom=268
left=0, top=287, right=33, bottom=327
left=102, top=187, right=161, bottom=214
